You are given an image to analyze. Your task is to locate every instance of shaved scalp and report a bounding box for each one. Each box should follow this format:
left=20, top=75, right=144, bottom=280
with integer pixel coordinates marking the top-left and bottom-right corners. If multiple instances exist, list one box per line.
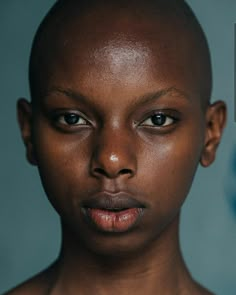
left=29, top=0, right=212, bottom=106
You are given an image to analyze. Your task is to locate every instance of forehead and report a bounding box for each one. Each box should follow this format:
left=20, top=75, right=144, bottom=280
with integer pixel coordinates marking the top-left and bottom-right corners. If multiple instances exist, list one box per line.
left=31, top=3, right=210, bottom=109
left=42, top=21, right=199, bottom=93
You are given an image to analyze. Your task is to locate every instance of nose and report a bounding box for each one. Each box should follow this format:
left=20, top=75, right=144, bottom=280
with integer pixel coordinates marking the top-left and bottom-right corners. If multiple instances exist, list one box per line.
left=90, top=129, right=137, bottom=179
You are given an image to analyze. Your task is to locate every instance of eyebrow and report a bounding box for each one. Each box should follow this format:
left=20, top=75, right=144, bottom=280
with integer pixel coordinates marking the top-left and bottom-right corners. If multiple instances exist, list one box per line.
left=45, top=88, right=93, bottom=106
left=131, top=87, right=190, bottom=108
left=45, top=86, right=190, bottom=107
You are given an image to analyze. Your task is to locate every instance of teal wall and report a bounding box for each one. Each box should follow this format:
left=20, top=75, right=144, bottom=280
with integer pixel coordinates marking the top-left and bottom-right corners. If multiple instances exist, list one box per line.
left=0, top=1, right=235, bottom=294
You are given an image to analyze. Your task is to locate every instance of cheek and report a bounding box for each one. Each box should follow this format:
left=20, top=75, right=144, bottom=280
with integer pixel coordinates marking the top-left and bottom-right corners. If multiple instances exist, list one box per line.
left=138, top=128, right=204, bottom=214
left=32, top=125, right=92, bottom=212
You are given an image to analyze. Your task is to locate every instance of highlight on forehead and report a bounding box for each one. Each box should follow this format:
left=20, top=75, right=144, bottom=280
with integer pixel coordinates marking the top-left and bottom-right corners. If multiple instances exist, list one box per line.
left=29, top=0, right=212, bottom=107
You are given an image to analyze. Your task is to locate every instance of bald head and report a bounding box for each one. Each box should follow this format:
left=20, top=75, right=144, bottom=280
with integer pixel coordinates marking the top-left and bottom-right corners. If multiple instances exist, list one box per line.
left=29, top=0, right=212, bottom=107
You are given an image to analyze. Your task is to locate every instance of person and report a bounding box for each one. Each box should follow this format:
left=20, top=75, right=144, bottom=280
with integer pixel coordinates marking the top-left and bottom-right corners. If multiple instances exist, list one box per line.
left=5, top=0, right=226, bottom=294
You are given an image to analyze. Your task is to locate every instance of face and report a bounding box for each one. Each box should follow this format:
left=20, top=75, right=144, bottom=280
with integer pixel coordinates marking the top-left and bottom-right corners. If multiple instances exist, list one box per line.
left=18, top=14, right=226, bottom=256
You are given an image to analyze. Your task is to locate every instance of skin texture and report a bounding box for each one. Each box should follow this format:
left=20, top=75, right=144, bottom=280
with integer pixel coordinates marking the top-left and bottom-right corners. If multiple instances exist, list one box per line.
left=6, top=1, right=226, bottom=294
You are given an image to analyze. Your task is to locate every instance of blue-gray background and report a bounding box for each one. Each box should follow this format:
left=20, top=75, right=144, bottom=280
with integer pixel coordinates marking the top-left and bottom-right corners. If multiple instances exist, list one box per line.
left=0, top=1, right=236, bottom=294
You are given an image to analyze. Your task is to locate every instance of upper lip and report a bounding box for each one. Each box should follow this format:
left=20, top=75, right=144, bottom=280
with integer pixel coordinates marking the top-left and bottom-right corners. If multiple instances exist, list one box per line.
left=82, top=192, right=146, bottom=210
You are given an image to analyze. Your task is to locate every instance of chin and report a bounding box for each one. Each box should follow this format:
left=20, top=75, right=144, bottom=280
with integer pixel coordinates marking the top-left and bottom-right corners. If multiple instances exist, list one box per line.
left=82, top=233, right=152, bottom=258
left=63, top=219, right=157, bottom=258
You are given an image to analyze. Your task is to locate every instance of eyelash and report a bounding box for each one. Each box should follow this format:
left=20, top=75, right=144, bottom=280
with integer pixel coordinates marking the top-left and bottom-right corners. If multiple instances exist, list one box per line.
left=56, top=113, right=89, bottom=126
left=140, top=113, right=178, bottom=128
left=53, top=111, right=179, bottom=130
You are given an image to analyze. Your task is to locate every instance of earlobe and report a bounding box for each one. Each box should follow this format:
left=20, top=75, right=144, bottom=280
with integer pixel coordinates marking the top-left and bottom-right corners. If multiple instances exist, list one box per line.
left=200, top=101, right=226, bottom=167
left=17, top=98, right=37, bottom=165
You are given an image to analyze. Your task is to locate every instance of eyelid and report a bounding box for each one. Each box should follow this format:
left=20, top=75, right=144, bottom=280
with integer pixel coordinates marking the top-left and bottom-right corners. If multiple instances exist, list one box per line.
left=58, top=113, right=88, bottom=125
left=138, top=109, right=180, bottom=127
left=51, top=109, right=93, bottom=128
left=141, top=115, right=175, bottom=127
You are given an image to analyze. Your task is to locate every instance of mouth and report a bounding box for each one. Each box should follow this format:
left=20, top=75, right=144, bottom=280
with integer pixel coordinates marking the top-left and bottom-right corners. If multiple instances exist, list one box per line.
left=81, top=192, right=146, bottom=233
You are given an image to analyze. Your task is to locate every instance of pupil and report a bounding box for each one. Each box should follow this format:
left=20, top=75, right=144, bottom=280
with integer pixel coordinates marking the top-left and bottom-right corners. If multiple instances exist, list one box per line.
left=151, top=114, right=166, bottom=126
left=65, top=114, right=79, bottom=124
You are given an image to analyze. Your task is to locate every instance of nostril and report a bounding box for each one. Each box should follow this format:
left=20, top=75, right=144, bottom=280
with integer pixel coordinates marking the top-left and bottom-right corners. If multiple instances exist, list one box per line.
left=92, top=167, right=133, bottom=178
left=119, top=168, right=133, bottom=175
left=94, top=168, right=107, bottom=176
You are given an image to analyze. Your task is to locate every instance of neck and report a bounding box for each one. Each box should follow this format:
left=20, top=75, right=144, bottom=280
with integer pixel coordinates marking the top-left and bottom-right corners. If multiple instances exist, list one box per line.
left=49, top=215, right=193, bottom=295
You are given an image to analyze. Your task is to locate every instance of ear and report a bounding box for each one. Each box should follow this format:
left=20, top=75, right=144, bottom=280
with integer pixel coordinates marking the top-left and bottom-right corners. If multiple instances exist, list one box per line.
left=200, top=101, right=226, bottom=167
left=17, top=98, right=37, bottom=165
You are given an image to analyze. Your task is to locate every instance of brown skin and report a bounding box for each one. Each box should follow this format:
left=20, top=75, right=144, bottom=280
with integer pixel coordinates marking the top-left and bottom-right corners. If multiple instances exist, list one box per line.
left=6, top=4, right=226, bottom=295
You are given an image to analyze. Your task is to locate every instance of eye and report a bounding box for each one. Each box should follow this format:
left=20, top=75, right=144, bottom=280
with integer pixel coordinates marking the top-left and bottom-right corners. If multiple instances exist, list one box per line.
left=58, top=113, right=88, bottom=126
left=141, top=113, right=176, bottom=127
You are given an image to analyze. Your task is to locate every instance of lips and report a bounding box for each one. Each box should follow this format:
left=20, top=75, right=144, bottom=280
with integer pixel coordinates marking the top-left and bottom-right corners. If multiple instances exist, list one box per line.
left=81, top=192, right=145, bottom=233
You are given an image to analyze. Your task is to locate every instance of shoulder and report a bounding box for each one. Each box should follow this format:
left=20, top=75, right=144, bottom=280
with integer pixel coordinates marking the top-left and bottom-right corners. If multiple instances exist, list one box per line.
left=3, top=264, right=57, bottom=295
left=182, top=279, right=215, bottom=295
left=191, top=281, right=215, bottom=295
left=4, top=277, right=45, bottom=295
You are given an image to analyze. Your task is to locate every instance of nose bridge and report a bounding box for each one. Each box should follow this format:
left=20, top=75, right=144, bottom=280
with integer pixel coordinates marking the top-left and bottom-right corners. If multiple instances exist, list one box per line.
left=91, top=126, right=137, bottom=178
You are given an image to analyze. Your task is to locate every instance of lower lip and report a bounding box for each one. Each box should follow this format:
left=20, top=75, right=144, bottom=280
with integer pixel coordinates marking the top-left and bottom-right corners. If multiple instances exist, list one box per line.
left=84, top=208, right=144, bottom=233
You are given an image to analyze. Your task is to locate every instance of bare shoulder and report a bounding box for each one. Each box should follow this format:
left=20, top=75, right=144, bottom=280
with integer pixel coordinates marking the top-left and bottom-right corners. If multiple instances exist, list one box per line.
left=3, top=275, right=47, bottom=295
left=3, top=264, right=57, bottom=295
left=191, top=281, right=215, bottom=295
left=198, top=289, right=215, bottom=295
left=198, top=289, right=214, bottom=295
left=182, top=278, right=215, bottom=295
